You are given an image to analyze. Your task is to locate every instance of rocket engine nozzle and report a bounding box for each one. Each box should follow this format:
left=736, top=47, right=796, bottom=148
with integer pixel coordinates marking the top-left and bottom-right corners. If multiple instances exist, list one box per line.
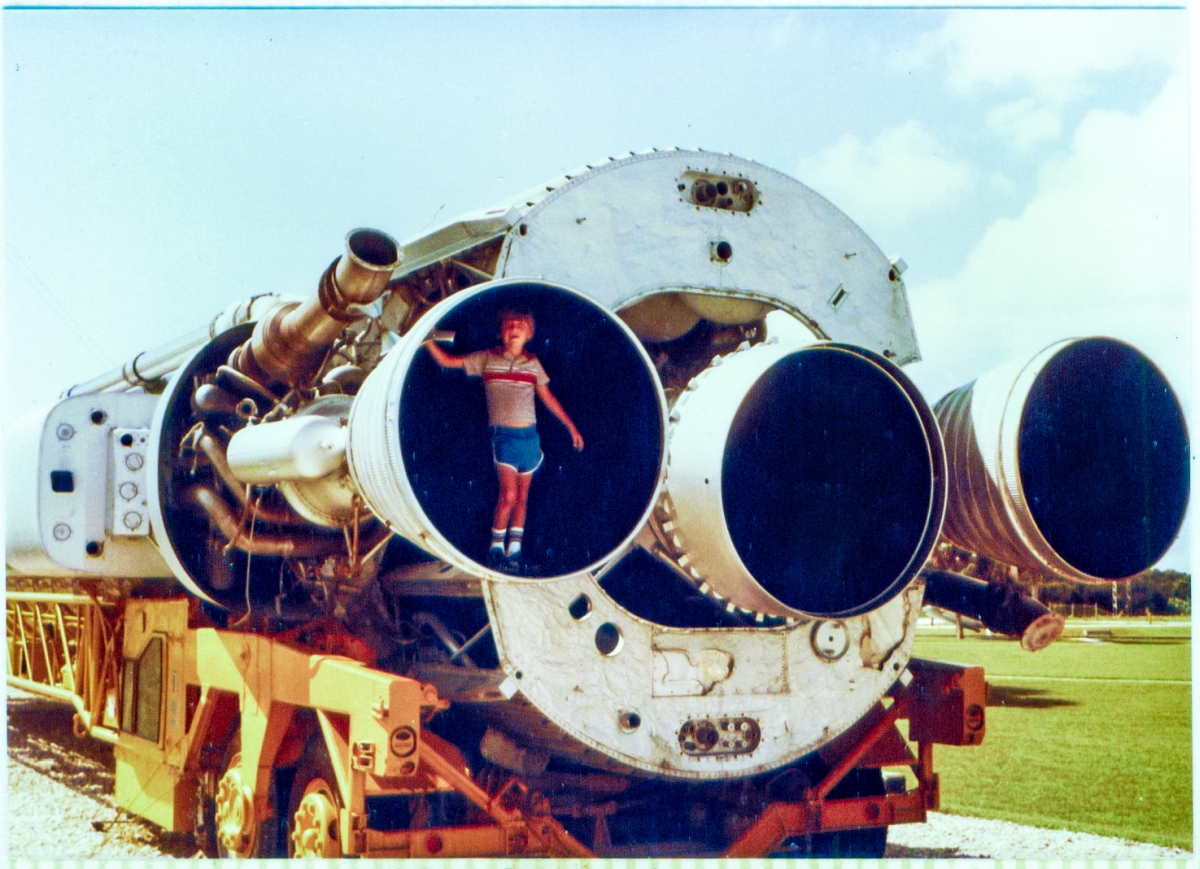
left=349, top=279, right=668, bottom=580
left=656, top=338, right=946, bottom=619
left=936, top=337, right=1189, bottom=582
left=230, top=228, right=401, bottom=388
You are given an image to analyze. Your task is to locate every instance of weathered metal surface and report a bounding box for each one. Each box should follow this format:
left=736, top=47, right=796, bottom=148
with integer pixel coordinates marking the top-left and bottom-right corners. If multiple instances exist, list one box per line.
left=6, top=393, right=172, bottom=578
left=483, top=572, right=922, bottom=780
left=393, top=150, right=918, bottom=362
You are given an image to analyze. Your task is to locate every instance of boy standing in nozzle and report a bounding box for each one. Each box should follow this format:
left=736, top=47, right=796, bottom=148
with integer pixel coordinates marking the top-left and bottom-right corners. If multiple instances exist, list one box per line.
left=424, top=310, right=584, bottom=573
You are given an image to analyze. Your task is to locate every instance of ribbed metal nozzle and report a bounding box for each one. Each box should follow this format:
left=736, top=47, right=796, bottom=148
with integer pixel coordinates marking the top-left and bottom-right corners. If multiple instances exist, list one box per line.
left=936, top=337, right=1189, bottom=582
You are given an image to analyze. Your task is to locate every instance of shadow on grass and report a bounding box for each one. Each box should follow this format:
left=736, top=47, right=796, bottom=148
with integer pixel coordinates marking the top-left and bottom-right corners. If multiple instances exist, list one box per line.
left=986, top=685, right=1078, bottom=709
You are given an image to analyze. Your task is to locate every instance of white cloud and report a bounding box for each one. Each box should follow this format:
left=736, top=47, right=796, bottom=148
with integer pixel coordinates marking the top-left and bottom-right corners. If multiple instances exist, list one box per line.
left=907, top=73, right=1189, bottom=408
left=905, top=9, right=1185, bottom=103
left=906, top=74, right=1189, bottom=572
left=796, top=121, right=976, bottom=229
left=986, top=98, right=1061, bottom=152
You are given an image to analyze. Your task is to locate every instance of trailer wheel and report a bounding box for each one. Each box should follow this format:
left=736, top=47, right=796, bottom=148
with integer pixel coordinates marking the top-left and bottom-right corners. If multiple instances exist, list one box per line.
left=214, top=735, right=281, bottom=858
left=287, top=737, right=344, bottom=858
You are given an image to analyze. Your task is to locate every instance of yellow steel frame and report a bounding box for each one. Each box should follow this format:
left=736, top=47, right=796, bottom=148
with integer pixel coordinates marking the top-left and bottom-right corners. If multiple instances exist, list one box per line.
left=6, top=589, right=122, bottom=744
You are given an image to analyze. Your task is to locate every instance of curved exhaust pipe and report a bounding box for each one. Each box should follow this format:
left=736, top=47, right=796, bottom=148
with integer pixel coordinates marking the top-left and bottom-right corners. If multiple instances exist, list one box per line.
left=936, top=337, right=1189, bottom=582
left=349, top=279, right=668, bottom=580
left=653, top=337, right=946, bottom=619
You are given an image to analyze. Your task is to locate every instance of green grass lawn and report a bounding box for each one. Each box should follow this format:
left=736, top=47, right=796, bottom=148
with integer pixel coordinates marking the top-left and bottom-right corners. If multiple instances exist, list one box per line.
left=911, top=623, right=1192, bottom=850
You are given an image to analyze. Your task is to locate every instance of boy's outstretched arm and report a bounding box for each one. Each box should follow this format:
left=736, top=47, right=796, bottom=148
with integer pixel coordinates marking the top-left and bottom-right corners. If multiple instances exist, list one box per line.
left=536, top=383, right=584, bottom=451
left=423, top=339, right=467, bottom=369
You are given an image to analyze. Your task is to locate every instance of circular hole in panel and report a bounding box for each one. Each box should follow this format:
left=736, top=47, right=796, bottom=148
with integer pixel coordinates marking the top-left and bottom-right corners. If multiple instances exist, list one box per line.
left=594, top=622, right=623, bottom=657
left=568, top=594, right=592, bottom=621
left=618, top=710, right=641, bottom=733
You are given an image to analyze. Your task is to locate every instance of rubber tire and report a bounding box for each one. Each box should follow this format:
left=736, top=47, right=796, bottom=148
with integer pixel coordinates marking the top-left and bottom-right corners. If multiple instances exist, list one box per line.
left=286, top=736, right=344, bottom=858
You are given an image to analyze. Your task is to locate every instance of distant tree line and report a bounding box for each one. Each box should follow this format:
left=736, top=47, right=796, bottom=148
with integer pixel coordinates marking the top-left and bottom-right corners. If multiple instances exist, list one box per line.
left=933, top=546, right=1190, bottom=615
left=1032, top=569, right=1191, bottom=616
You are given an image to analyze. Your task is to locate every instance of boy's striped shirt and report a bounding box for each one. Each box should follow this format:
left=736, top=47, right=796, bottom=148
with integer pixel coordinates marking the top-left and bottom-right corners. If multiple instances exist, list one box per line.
left=463, top=348, right=550, bottom=427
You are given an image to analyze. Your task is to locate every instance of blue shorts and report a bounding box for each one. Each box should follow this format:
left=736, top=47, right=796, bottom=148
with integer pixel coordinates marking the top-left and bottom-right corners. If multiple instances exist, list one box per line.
left=491, top=426, right=543, bottom=475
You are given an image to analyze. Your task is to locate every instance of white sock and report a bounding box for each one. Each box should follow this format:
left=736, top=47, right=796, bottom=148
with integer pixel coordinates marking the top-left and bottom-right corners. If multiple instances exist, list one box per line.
left=506, top=527, right=524, bottom=558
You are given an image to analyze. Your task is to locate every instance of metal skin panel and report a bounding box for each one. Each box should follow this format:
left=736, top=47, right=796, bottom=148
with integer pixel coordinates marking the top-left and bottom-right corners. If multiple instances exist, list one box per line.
left=494, top=150, right=918, bottom=363
left=6, top=394, right=173, bottom=578
left=483, top=572, right=922, bottom=780
left=394, top=206, right=522, bottom=277
left=115, top=599, right=192, bottom=833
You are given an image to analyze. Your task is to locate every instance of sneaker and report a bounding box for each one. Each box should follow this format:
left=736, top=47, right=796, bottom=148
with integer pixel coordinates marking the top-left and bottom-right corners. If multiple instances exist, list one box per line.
left=502, top=555, right=522, bottom=576
left=486, top=549, right=506, bottom=570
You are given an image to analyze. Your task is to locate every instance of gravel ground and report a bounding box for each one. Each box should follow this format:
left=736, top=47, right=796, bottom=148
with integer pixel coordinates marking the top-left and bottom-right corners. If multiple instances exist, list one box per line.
left=885, top=812, right=1193, bottom=859
left=5, top=689, right=195, bottom=859
left=5, top=688, right=1193, bottom=860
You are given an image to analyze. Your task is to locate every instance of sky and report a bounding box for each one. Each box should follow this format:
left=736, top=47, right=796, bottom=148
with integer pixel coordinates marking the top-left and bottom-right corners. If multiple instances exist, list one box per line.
left=3, top=7, right=1193, bottom=573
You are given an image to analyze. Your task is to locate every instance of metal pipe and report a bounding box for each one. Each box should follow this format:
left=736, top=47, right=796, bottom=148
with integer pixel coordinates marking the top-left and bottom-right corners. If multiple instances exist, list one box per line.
left=230, top=229, right=400, bottom=388
left=185, top=486, right=344, bottom=558
left=921, top=569, right=1064, bottom=652
left=5, top=592, right=98, bottom=606
left=193, top=432, right=301, bottom=525
left=64, top=295, right=286, bottom=397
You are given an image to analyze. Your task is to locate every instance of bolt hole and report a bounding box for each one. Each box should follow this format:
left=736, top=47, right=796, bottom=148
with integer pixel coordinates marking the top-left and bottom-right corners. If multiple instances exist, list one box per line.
left=716, top=180, right=729, bottom=196
left=518, top=224, right=528, bottom=236
left=90, top=410, right=107, bottom=425
left=618, top=710, right=641, bottom=733
left=120, top=433, right=134, bottom=447
left=889, top=268, right=897, bottom=281
left=568, top=594, right=592, bottom=620
left=85, top=541, right=103, bottom=557
left=715, top=241, right=733, bottom=261
left=515, top=671, right=523, bottom=680
left=594, top=622, right=623, bottom=657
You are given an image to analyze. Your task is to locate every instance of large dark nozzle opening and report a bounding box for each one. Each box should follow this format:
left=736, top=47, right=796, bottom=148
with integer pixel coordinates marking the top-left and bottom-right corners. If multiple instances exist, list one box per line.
left=937, top=337, right=1189, bottom=582
left=1018, top=340, right=1189, bottom=579
left=391, top=282, right=665, bottom=577
left=721, top=345, right=944, bottom=617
